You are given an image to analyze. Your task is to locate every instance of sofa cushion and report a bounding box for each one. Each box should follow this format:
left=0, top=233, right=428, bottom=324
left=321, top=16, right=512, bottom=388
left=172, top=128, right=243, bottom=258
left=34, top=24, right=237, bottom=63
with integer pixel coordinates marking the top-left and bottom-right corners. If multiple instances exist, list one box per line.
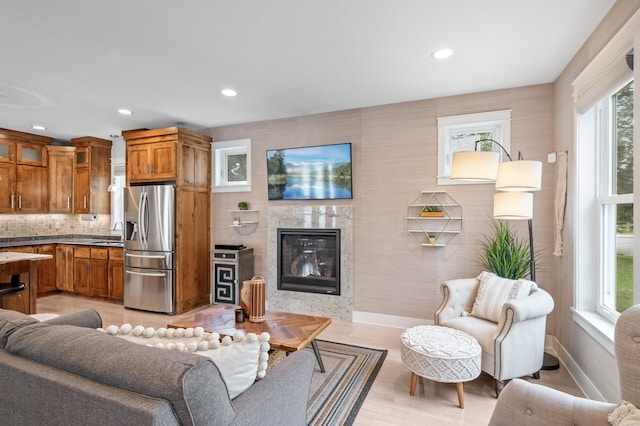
left=104, top=324, right=270, bottom=399
left=0, top=308, right=38, bottom=349
left=471, top=271, right=535, bottom=323
left=5, top=322, right=237, bottom=426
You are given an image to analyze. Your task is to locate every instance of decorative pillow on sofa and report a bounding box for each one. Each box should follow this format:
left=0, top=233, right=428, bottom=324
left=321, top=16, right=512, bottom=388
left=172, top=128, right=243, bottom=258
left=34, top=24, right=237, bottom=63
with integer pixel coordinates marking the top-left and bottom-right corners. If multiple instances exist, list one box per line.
left=100, top=324, right=270, bottom=399
left=609, top=400, right=640, bottom=426
left=470, top=271, right=536, bottom=323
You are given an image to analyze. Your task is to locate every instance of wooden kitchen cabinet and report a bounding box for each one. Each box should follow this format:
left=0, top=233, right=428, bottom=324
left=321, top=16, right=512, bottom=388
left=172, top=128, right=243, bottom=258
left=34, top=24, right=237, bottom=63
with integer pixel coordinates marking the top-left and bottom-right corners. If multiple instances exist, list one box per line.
left=74, top=246, right=109, bottom=297
left=108, top=248, right=124, bottom=300
left=56, top=245, right=74, bottom=292
left=17, top=142, right=47, bottom=166
left=15, top=165, right=48, bottom=213
left=0, top=161, right=16, bottom=212
left=71, top=137, right=111, bottom=214
left=122, top=127, right=209, bottom=188
left=181, top=143, right=209, bottom=190
left=0, top=139, right=16, bottom=164
left=0, top=128, right=52, bottom=213
left=36, top=245, right=56, bottom=294
left=126, top=140, right=176, bottom=182
left=73, top=250, right=90, bottom=295
left=91, top=248, right=109, bottom=298
left=46, top=146, right=75, bottom=213
left=74, top=167, right=91, bottom=212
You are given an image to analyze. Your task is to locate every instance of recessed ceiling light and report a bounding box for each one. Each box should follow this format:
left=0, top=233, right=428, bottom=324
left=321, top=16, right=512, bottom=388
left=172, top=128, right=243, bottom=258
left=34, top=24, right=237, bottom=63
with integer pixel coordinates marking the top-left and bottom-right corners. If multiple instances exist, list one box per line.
left=221, top=88, right=237, bottom=97
left=32, top=125, right=46, bottom=130
left=118, top=108, right=133, bottom=115
left=431, top=48, right=454, bottom=60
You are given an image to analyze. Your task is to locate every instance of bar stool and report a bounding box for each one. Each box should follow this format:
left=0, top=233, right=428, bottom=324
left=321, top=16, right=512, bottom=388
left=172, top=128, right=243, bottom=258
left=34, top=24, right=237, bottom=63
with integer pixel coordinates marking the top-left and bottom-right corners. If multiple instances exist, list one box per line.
left=0, top=274, right=26, bottom=313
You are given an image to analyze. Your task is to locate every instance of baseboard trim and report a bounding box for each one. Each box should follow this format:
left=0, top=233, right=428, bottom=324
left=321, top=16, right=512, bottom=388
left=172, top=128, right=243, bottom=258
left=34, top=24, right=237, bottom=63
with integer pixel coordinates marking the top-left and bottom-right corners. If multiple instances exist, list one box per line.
left=352, top=311, right=433, bottom=329
left=544, top=335, right=607, bottom=402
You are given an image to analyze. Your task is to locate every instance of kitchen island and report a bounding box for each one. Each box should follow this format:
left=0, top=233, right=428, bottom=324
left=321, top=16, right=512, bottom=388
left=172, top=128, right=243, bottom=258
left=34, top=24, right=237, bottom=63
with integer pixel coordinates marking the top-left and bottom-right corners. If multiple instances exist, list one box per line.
left=0, top=252, right=53, bottom=314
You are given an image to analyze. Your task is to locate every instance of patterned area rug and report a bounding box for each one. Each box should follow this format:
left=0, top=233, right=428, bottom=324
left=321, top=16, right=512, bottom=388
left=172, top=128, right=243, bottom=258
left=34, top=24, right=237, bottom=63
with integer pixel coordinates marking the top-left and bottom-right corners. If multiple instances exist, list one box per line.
left=270, top=340, right=387, bottom=426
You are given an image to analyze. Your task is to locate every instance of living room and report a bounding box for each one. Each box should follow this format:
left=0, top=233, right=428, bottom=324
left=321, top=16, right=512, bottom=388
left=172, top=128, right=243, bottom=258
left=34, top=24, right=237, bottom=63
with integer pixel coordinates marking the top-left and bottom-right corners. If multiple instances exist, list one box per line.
left=1, top=1, right=639, bottom=425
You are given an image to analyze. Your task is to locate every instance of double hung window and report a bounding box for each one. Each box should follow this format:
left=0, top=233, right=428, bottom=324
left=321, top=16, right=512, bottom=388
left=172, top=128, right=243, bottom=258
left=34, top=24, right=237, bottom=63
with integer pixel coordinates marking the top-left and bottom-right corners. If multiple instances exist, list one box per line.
left=574, top=42, right=636, bottom=333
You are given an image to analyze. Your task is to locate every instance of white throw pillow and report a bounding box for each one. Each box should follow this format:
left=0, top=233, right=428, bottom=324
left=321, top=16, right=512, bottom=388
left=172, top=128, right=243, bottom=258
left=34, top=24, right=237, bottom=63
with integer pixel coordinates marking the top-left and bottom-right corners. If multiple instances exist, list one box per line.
left=471, top=271, right=536, bottom=322
left=609, top=400, right=640, bottom=426
left=100, top=324, right=270, bottom=399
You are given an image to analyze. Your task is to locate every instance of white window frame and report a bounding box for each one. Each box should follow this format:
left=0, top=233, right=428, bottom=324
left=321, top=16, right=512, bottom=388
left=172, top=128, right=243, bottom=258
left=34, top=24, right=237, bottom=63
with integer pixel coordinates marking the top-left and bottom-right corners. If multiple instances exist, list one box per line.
left=592, top=83, right=634, bottom=324
left=572, top=10, right=640, bottom=354
left=211, top=138, right=252, bottom=193
left=436, top=109, right=511, bottom=185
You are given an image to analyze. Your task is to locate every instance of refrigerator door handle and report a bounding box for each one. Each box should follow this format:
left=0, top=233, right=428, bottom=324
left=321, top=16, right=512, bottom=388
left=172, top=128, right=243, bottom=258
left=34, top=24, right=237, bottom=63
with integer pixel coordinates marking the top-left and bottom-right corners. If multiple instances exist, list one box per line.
left=143, top=191, right=150, bottom=245
left=131, top=222, right=138, bottom=241
left=139, top=191, right=148, bottom=246
left=125, top=253, right=166, bottom=260
left=125, top=270, right=166, bottom=278
left=137, top=190, right=143, bottom=245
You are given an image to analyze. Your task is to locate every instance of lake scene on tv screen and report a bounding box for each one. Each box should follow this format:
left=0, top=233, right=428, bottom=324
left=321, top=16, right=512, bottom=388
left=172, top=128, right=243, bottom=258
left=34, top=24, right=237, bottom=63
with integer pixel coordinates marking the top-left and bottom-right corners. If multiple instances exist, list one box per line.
left=266, top=143, right=352, bottom=200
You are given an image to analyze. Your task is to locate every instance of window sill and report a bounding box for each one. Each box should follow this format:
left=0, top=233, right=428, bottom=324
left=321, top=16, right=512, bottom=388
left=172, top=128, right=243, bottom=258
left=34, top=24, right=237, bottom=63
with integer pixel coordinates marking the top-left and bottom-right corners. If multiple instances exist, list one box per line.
left=571, top=308, right=615, bottom=356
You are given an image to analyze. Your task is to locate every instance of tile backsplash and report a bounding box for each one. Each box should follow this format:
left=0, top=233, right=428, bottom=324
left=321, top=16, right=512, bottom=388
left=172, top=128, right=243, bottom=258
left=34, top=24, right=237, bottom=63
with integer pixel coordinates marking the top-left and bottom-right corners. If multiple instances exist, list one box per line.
left=0, top=214, right=113, bottom=238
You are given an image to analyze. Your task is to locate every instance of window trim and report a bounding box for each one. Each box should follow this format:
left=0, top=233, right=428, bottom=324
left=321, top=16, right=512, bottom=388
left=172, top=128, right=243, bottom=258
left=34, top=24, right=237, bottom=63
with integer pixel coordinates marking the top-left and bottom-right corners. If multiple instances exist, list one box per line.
left=436, top=109, right=511, bottom=185
left=572, top=9, right=640, bottom=348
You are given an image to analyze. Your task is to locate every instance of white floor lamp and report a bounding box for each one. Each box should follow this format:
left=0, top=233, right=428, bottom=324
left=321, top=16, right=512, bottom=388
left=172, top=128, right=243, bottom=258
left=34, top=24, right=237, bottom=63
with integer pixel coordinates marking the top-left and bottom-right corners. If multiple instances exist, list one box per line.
left=451, top=139, right=559, bottom=370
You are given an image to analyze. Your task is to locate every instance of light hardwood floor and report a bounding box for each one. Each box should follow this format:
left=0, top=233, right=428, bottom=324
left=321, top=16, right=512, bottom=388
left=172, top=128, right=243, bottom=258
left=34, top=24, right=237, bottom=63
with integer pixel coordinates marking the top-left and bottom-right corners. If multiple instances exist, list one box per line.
left=37, top=294, right=583, bottom=426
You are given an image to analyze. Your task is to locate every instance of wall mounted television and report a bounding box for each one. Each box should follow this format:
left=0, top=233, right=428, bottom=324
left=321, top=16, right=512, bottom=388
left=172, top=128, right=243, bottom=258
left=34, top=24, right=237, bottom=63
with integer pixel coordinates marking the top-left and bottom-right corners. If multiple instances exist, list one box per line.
left=266, top=142, right=353, bottom=200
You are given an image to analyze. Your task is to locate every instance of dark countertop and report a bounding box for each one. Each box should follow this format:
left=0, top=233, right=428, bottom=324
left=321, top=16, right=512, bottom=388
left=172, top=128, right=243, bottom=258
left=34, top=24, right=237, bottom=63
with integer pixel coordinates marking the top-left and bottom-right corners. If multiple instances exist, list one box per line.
left=0, top=235, right=124, bottom=249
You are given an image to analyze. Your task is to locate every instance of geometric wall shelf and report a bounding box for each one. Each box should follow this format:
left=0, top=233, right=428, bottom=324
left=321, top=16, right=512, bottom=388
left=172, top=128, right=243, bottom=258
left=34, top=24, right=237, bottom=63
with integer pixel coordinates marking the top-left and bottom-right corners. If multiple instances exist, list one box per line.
left=406, top=191, right=463, bottom=247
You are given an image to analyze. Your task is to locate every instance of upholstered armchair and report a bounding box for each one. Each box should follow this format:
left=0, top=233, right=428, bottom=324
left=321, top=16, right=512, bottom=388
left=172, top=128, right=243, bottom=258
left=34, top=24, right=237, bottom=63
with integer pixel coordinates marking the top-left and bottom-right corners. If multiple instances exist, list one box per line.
left=489, top=304, right=640, bottom=426
left=434, top=275, right=554, bottom=396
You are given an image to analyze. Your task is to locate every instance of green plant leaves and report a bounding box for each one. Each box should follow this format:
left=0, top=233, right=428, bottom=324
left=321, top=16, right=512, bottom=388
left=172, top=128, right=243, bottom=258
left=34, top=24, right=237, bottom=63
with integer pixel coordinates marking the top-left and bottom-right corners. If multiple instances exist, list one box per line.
left=479, top=221, right=531, bottom=280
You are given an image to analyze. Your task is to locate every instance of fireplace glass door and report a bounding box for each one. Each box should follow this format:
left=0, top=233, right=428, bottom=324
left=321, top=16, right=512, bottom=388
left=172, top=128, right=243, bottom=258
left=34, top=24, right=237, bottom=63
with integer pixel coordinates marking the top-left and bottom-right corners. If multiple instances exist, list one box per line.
left=277, top=228, right=340, bottom=295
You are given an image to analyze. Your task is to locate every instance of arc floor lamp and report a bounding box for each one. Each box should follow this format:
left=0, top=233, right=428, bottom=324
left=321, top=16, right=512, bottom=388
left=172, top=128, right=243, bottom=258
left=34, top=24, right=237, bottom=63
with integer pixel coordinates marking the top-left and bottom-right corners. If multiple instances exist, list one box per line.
left=451, top=139, right=559, bottom=370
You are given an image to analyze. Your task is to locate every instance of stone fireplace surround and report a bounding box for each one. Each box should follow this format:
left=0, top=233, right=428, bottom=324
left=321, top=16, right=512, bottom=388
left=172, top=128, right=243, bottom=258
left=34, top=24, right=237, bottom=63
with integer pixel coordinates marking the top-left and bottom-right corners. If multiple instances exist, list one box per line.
left=267, top=205, right=353, bottom=321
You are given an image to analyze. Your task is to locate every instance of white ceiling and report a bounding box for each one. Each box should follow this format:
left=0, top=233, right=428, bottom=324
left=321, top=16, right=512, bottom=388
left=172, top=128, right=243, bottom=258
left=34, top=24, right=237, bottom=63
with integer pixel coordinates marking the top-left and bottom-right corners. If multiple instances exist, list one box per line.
left=1, top=0, right=615, bottom=142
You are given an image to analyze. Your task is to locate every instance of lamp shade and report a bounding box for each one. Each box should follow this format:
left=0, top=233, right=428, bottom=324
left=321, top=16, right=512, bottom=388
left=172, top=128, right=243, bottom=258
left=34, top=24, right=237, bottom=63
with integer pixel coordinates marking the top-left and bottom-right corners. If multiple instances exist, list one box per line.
left=450, top=151, right=500, bottom=181
left=493, top=192, right=533, bottom=220
left=495, top=160, right=542, bottom=191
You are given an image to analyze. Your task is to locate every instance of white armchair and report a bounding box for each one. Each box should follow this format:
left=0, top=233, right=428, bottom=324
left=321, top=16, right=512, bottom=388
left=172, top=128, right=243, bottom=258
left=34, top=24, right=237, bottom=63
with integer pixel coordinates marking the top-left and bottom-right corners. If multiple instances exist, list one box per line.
left=434, top=277, right=554, bottom=395
left=489, top=304, right=640, bottom=426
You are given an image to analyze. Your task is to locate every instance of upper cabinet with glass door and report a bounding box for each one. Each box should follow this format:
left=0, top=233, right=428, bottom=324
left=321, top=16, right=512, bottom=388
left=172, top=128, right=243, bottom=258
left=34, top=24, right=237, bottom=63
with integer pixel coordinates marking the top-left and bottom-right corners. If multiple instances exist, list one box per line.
left=0, top=139, right=16, bottom=164
left=0, top=128, right=52, bottom=213
left=17, top=141, right=47, bottom=166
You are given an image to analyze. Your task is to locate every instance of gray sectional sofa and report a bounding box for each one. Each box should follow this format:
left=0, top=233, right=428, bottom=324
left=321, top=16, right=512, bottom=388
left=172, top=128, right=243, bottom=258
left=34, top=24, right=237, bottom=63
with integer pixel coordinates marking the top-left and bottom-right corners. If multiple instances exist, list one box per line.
left=0, top=308, right=315, bottom=425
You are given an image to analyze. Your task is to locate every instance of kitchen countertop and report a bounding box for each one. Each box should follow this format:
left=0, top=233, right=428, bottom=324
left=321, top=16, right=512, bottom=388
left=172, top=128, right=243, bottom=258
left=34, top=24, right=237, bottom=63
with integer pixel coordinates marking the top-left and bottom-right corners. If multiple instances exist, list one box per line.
left=0, top=235, right=124, bottom=249
left=0, top=252, right=54, bottom=264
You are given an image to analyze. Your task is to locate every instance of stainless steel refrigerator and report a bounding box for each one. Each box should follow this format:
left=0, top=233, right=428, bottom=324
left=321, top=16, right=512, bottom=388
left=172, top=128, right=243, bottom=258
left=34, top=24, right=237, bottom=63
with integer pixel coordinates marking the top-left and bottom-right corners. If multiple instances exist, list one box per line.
left=123, top=184, right=175, bottom=314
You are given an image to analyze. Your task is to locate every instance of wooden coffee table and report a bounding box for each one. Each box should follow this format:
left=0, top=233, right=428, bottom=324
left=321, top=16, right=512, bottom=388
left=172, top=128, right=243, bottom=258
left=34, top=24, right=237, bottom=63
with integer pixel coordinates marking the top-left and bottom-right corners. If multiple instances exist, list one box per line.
left=167, top=304, right=332, bottom=372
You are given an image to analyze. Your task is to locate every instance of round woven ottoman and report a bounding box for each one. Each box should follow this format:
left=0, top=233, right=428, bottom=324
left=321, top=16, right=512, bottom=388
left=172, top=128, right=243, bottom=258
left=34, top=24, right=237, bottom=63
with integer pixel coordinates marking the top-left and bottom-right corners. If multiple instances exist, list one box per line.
left=400, top=325, right=481, bottom=408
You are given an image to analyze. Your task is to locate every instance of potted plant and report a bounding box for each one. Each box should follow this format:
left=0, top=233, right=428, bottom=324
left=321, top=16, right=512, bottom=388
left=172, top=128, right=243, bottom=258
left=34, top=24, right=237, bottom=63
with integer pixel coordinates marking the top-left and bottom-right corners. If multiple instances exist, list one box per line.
left=428, top=234, right=437, bottom=244
left=478, top=221, right=534, bottom=280
left=237, top=201, right=248, bottom=210
left=420, top=206, right=445, bottom=217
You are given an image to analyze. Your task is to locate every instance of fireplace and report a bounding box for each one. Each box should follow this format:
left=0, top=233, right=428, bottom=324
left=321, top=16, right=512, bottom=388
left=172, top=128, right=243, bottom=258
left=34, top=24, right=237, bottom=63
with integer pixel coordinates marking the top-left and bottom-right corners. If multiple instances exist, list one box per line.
left=277, top=228, right=340, bottom=295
